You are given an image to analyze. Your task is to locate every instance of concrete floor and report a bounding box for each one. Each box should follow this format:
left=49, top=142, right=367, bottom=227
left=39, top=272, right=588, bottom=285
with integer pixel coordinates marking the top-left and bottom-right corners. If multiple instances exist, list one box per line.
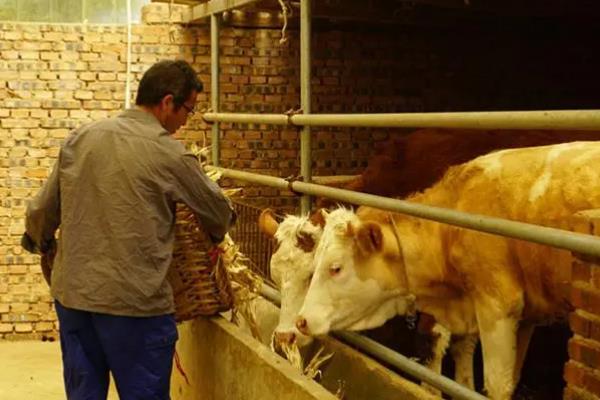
left=0, top=341, right=118, bottom=400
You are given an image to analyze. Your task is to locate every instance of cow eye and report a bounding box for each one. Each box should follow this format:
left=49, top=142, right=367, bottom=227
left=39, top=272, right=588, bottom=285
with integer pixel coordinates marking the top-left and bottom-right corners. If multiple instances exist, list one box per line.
left=329, top=264, right=342, bottom=276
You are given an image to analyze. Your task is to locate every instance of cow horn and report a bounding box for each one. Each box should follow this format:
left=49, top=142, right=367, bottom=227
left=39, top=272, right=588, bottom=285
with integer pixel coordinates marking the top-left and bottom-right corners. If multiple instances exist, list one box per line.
left=258, top=208, right=279, bottom=237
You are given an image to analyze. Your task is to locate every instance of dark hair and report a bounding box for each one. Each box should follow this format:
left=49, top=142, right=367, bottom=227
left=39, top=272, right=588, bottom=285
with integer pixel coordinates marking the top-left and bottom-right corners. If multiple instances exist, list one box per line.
left=135, top=60, right=203, bottom=108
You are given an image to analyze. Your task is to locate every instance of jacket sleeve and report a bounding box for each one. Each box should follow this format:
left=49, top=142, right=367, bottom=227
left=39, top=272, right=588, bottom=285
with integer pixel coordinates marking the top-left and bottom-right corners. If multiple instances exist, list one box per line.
left=172, top=153, right=235, bottom=243
left=23, top=157, right=61, bottom=254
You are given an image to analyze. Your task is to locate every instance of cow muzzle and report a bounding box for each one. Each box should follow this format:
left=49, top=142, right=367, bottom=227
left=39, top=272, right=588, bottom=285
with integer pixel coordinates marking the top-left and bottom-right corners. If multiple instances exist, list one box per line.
left=274, top=331, right=297, bottom=346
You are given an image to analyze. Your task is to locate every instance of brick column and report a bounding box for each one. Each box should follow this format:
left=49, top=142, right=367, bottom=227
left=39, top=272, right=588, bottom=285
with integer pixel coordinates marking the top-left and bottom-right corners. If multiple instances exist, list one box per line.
left=566, top=210, right=600, bottom=400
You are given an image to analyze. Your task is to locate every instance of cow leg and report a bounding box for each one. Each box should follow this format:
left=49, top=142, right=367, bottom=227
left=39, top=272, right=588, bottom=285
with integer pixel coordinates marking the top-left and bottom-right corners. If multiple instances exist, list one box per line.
left=449, top=334, right=478, bottom=390
left=514, top=322, right=535, bottom=385
left=476, top=311, right=519, bottom=400
left=422, top=323, right=451, bottom=396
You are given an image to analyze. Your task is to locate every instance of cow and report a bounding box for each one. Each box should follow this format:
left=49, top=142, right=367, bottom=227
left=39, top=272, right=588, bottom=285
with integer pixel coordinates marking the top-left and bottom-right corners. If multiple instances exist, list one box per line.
left=258, top=208, right=325, bottom=348
left=274, top=129, right=600, bottom=391
left=259, top=207, right=478, bottom=393
left=316, top=128, right=600, bottom=208
left=296, top=141, right=600, bottom=399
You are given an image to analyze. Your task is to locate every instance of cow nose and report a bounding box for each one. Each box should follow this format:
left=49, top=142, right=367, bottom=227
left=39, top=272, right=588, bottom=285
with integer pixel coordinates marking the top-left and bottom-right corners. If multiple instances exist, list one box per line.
left=295, top=317, right=310, bottom=335
left=274, top=331, right=296, bottom=346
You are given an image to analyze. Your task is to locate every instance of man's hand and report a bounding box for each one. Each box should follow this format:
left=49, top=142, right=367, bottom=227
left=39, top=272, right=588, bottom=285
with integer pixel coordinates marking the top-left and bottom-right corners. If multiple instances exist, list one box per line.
left=40, top=244, right=56, bottom=287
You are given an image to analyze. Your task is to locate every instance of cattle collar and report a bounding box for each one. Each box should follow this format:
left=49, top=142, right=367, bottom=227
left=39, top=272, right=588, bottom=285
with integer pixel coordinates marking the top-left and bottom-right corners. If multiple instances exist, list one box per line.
left=388, top=214, right=418, bottom=329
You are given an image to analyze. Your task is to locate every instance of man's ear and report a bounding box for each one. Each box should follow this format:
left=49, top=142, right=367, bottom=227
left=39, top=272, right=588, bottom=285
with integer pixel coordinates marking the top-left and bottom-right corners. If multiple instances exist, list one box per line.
left=160, top=93, right=175, bottom=111
left=354, top=222, right=384, bottom=255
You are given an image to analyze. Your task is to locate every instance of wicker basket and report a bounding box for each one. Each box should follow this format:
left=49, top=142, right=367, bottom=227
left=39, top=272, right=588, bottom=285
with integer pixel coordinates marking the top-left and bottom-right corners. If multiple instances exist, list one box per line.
left=168, top=203, right=234, bottom=322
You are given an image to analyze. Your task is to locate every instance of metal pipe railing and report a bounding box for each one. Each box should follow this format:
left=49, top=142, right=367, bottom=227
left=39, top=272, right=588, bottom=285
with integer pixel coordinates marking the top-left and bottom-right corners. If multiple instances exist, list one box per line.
left=203, top=109, right=600, bottom=130
left=258, top=284, right=488, bottom=400
left=299, top=0, right=312, bottom=214
left=210, top=13, right=220, bottom=166
left=208, top=166, right=600, bottom=258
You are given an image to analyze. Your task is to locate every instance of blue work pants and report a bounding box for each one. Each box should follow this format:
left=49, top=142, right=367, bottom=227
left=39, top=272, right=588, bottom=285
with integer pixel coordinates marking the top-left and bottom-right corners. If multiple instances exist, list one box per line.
left=55, top=301, right=178, bottom=400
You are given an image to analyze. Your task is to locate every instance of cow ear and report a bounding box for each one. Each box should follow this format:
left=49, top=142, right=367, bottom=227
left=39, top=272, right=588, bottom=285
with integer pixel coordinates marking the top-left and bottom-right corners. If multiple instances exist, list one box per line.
left=309, top=208, right=328, bottom=228
left=258, top=208, right=279, bottom=237
left=355, top=222, right=384, bottom=254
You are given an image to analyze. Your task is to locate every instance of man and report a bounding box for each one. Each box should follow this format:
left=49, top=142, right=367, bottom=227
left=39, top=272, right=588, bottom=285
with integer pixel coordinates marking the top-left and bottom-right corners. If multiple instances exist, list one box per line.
left=22, top=60, right=235, bottom=399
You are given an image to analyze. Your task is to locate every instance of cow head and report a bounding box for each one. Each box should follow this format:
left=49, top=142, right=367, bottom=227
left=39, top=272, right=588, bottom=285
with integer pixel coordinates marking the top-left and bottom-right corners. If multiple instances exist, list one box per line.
left=296, top=208, right=413, bottom=337
left=258, top=208, right=327, bottom=348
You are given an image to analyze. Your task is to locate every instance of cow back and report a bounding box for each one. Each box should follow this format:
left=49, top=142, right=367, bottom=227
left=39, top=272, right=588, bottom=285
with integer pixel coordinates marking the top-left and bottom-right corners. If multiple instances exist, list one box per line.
left=357, top=129, right=600, bottom=198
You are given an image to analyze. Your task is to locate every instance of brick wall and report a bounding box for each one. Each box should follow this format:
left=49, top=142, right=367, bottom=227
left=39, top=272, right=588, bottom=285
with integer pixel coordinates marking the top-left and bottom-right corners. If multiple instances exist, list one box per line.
left=566, top=211, right=600, bottom=400
left=1, top=3, right=600, bottom=340
left=0, top=3, right=399, bottom=340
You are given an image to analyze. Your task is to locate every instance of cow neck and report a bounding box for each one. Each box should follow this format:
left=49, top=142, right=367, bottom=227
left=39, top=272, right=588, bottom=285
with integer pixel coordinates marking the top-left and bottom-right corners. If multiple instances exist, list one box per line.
left=387, top=214, right=417, bottom=328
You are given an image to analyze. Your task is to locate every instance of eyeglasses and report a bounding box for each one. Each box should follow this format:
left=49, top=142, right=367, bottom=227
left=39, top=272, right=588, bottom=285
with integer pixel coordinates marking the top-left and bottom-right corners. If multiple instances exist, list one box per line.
left=182, top=103, right=196, bottom=116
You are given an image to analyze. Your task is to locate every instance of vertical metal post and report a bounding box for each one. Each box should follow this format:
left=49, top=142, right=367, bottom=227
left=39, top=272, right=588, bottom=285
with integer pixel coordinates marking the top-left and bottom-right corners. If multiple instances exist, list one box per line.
left=299, top=0, right=312, bottom=214
left=211, top=13, right=221, bottom=166
left=125, top=0, right=132, bottom=109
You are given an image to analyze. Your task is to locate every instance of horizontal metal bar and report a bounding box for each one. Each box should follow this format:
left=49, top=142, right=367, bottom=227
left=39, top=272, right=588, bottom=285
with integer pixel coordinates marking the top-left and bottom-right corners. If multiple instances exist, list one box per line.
left=258, top=284, right=488, bottom=400
left=202, top=110, right=600, bottom=130
left=204, top=112, right=289, bottom=125
left=209, top=166, right=600, bottom=258
left=335, top=332, right=489, bottom=400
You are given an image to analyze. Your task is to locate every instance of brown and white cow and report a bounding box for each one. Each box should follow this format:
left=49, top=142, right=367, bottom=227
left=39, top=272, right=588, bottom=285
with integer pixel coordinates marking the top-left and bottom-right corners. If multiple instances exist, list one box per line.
left=316, top=128, right=600, bottom=208
left=259, top=207, right=478, bottom=393
left=297, top=141, right=600, bottom=399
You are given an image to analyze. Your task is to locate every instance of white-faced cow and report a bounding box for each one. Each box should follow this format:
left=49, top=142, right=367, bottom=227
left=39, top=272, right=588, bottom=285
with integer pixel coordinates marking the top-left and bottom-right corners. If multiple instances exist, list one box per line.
left=259, top=207, right=478, bottom=392
left=258, top=208, right=326, bottom=348
left=297, top=141, right=600, bottom=399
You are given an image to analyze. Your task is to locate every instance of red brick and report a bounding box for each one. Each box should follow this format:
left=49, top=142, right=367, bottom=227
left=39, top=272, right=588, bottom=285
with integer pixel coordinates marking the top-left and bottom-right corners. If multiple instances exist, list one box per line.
left=34, top=322, right=54, bottom=332
left=244, top=132, right=262, bottom=140
left=249, top=76, right=266, bottom=84
left=584, top=370, right=600, bottom=397
left=14, top=323, right=33, bottom=333
left=572, top=312, right=592, bottom=338
left=570, top=338, right=600, bottom=370
left=564, top=385, right=600, bottom=400
left=590, top=321, right=600, bottom=343
left=571, top=285, right=600, bottom=315
left=565, top=361, right=585, bottom=386
left=592, top=268, right=600, bottom=289
left=574, top=260, right=593, bottom=283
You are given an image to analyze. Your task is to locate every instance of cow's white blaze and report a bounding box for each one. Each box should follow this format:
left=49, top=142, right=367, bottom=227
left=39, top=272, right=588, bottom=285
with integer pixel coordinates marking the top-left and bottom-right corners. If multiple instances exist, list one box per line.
left=297, top=208, right=408, bottom=335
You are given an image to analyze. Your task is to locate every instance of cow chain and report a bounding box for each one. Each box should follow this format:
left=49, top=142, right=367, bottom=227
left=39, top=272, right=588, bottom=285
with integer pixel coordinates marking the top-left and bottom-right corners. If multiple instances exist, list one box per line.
left=388, top=214, right=418, bottom=330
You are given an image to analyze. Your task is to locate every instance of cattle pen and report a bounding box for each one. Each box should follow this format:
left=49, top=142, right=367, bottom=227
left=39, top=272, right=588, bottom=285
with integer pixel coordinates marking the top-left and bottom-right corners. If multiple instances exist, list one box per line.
left=3, top=1, right=600, bottom=400
left=196, top=1, right=600, bottom=399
